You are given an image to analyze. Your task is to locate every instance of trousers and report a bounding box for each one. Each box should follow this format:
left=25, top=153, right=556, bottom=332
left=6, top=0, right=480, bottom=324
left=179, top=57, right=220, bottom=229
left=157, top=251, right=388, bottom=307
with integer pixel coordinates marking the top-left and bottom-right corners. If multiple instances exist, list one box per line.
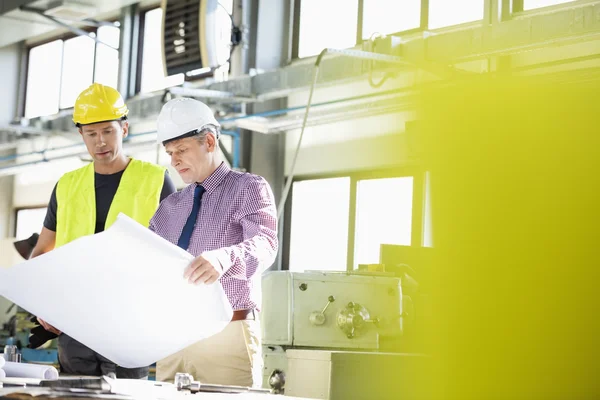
left=156, top=320, right=262, bottom=387
left=58, top=334, right=149, bottom=379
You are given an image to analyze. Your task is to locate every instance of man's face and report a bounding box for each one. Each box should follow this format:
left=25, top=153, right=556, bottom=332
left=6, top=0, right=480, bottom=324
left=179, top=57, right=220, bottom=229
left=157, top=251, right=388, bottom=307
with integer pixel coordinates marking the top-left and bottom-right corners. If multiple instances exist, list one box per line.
left=165, top=134, right=215, bottom=184
left=79, top=121, right=128, bottom=165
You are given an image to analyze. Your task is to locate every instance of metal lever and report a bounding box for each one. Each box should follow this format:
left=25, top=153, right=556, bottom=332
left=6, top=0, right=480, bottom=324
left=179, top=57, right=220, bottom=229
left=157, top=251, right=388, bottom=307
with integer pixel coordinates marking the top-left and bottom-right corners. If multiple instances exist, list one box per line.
left=309, top=295, right=335, bottom=326
left=175, top=372, right=272, bottom=394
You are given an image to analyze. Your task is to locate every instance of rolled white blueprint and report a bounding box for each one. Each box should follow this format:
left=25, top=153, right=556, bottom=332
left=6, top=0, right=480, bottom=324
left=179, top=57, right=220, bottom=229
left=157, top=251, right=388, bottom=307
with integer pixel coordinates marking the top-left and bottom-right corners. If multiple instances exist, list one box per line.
left=0, top=368, right=5, bottom=379
left=3, top=362, right=58, bottom=380
left=0, top=355, right=4, bottom=368
left=0, top=213, right=233, bottom=368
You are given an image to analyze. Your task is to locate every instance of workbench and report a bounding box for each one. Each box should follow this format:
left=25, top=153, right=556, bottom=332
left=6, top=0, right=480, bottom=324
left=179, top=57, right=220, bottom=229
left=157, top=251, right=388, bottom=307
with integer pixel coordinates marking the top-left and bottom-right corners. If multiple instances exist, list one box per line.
left=1, top=389, right=305, bottom=399
left=0, top=376, right=309, bottom=400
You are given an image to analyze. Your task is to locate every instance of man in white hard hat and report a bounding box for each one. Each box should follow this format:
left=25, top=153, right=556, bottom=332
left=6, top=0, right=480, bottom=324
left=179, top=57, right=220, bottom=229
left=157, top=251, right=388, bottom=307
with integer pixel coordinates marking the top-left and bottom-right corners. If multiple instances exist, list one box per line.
left=149, top=97, right=278, bottom=387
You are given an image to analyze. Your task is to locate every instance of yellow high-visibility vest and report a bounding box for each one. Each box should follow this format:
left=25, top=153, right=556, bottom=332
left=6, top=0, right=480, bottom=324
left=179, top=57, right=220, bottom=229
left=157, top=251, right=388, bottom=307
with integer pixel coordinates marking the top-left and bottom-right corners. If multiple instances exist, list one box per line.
left=55, top=159, right=165, bottom=248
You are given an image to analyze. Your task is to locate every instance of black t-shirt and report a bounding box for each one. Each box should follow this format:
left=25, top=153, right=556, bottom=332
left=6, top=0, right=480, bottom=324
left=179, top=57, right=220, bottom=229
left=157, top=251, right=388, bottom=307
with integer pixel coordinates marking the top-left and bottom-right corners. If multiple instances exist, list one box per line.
left=44, top=170, right=176, bottom=233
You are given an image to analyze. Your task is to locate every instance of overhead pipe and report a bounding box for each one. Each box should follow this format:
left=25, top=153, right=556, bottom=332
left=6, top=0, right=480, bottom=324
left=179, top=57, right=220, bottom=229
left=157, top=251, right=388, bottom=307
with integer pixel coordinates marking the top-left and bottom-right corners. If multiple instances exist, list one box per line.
left=0, top=130, right=243, bottom=175
left=3, top=87, right=410, bottom=164
left=0, top=131, right=157, bottom=163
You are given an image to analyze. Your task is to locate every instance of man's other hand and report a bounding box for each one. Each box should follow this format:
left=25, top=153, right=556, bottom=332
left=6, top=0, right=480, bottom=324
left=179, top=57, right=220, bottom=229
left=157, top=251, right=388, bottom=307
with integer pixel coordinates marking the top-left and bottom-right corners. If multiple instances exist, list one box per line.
left=38, top=318, right=61, bottom=335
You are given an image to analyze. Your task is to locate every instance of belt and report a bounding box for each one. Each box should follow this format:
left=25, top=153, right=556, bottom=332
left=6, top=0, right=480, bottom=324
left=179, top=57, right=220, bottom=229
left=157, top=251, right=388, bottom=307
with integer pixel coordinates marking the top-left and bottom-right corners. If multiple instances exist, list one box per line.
left=231, top=309, right=255, bottom=322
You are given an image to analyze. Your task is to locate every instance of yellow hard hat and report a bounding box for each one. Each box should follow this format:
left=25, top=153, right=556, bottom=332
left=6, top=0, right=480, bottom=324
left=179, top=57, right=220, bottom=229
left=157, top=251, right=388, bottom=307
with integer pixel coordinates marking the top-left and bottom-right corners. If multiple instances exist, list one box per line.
left=72, top=83, right=129, bottom=126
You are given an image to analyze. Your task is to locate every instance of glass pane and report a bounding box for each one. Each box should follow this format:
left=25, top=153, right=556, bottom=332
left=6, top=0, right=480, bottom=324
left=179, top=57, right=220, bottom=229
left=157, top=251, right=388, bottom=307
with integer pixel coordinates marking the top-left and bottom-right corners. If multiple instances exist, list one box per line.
left=298, top=0, right=358, bottom=58
left=140, top=8, right=184, bottom=93
left=94, top=26, right=120, bottom=88
left=15, top=208, right=48, bottom=240
left=25, top=40, right=63, bottom=118
left=354, top=177, right=413, bottom=268
left=60, top=36, right=95, bottom=109
left=523, top=0, right=575, bottom=10
left=429, top=0, right=484, bottom=29
left=289, top=177, right=351, bottom=272
left=363, top=0, right=420, bottom=40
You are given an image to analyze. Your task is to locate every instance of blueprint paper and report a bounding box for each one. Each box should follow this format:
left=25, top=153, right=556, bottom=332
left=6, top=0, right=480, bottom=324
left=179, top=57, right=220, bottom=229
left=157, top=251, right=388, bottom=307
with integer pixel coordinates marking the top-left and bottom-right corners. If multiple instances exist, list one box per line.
left=0, top=369, right=4, bottom=379
left=0, top=355, right=4, bottom=368
left=0, top=213, right=233, bottom=368
left=2, top=362, right=58, bottom=379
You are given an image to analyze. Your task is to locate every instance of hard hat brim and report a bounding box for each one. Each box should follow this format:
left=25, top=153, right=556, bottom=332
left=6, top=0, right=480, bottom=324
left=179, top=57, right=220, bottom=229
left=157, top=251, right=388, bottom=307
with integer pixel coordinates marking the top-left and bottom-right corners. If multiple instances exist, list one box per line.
left=74, top=116, right=128, bottom=128
left=161, top=127, right=219, bottom=146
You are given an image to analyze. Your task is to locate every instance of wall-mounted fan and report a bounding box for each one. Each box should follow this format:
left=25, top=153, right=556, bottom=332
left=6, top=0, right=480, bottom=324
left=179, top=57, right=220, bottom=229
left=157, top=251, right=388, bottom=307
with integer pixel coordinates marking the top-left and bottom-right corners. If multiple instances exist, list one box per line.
left=161, top=0, right=241, bottom=77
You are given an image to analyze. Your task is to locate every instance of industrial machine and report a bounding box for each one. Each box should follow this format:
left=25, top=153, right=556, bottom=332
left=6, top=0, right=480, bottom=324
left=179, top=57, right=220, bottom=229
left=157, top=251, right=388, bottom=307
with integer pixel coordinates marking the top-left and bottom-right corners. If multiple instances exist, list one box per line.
left=260, top=260, right=427, bottom=399
left=260, top=244, right=433, bottom=399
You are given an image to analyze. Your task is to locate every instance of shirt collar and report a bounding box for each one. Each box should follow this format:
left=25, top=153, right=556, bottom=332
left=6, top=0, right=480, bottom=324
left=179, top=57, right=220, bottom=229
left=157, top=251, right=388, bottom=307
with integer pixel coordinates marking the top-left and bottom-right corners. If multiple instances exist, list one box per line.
left=195, top=162, right=230, bottom=194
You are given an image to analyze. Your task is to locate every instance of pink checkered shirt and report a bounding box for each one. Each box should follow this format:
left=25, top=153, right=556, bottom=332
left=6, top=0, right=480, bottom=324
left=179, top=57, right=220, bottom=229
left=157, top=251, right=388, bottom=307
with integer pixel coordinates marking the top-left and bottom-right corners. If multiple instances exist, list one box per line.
left=149, top=162, right=278, bottom=311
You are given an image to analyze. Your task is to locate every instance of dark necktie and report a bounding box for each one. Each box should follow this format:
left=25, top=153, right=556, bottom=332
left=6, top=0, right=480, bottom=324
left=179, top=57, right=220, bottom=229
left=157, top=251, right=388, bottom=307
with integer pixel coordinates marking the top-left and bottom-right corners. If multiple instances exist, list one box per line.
left=177, top=185, right=205, bottom=250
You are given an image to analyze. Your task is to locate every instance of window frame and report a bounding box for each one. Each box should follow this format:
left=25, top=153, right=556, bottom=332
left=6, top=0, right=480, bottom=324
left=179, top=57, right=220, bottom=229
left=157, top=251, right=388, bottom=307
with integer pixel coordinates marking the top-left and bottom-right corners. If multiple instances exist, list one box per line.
left=291, top=0, right=433, bottom=60
left=282, top=166, right=426, bottom=272
left=290, top=0, right=585, bottom=62
left=511, top=0, right=582, bottom=15
left=22, top=22, right=120, bottom=119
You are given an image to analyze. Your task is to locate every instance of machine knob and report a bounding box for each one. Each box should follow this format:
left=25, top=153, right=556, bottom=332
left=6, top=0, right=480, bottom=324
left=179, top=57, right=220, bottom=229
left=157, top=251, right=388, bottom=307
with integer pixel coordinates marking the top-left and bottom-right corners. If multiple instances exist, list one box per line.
left=336, top=302, right=371, bottom=339
left=309, top=311, right=326, bottom=325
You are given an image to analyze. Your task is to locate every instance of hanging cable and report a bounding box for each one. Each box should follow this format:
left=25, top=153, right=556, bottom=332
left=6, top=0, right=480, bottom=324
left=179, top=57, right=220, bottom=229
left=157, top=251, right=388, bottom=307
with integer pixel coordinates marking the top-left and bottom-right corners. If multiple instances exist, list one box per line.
left=367, top=32, right=393, bottom=88
left=216, top=2, right=242, bottom=70
left=276, top=50, right=325, bottom=220
left=276, top=47, right=411, bottom=220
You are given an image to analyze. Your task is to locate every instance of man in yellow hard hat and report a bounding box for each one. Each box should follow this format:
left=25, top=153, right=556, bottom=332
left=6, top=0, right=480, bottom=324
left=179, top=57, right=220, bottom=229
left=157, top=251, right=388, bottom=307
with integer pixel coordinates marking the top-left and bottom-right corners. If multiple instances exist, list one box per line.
left=29, top=83, right=176, bottom=379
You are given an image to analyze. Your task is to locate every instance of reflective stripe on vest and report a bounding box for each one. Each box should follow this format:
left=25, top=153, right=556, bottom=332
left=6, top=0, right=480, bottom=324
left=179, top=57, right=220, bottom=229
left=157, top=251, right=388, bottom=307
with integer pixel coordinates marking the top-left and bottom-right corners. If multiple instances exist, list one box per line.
left=55, top=159, right=165, bottom=248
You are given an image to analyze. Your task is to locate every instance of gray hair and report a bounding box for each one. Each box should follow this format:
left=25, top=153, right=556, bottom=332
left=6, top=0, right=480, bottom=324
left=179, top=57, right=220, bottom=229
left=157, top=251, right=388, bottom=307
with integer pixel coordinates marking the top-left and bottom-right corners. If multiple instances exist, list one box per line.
left=195, top=124, right=220, bottom=142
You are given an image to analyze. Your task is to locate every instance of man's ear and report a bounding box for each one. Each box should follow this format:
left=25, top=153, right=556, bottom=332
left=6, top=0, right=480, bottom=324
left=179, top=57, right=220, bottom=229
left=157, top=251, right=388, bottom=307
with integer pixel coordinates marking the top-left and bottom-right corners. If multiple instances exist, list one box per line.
left=206, top=132, right=217, bottom=152
left=121, top=121, right=129, bottom=139
left=78, top=127, right=83, bottom=136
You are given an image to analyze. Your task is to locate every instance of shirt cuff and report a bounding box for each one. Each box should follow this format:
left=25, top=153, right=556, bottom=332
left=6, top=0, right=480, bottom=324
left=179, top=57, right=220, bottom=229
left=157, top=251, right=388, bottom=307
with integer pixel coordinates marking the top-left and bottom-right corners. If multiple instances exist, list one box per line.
left=202, top=249, right=232, bottom=275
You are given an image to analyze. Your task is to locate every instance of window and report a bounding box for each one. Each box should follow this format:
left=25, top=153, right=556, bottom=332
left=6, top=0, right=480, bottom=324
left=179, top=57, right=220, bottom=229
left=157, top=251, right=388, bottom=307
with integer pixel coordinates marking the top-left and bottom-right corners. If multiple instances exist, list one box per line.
left=94, top=26, right=121, bottom=88
left=286, top=172, right=424, bottom=272
left=15, top=208, right=47, bottom=240
left=298, top=0, right=359, bottom=58
left=294, top=0, right=487, bottom=60
left=289, top=177, right=351, bottom=272
left=428, top=0, right=484, bottom=29
left=139, top=8, right=185, bottom=93
left=523, top=0, right=575, bottom=10
left=24, top=26, right=121, bottom=119
left=354, top=177, right=413, bottom=268
left=24, top=40, right=63, bottom=119
left=60, top=36, right=96, bottom=109
left=362, top=0, right=420, bottom=40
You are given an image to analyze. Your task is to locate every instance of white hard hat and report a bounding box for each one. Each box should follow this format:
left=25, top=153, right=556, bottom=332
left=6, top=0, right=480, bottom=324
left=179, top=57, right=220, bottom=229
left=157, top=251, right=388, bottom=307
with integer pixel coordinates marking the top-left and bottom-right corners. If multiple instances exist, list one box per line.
left=156, top=97, right=220, bottom=144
